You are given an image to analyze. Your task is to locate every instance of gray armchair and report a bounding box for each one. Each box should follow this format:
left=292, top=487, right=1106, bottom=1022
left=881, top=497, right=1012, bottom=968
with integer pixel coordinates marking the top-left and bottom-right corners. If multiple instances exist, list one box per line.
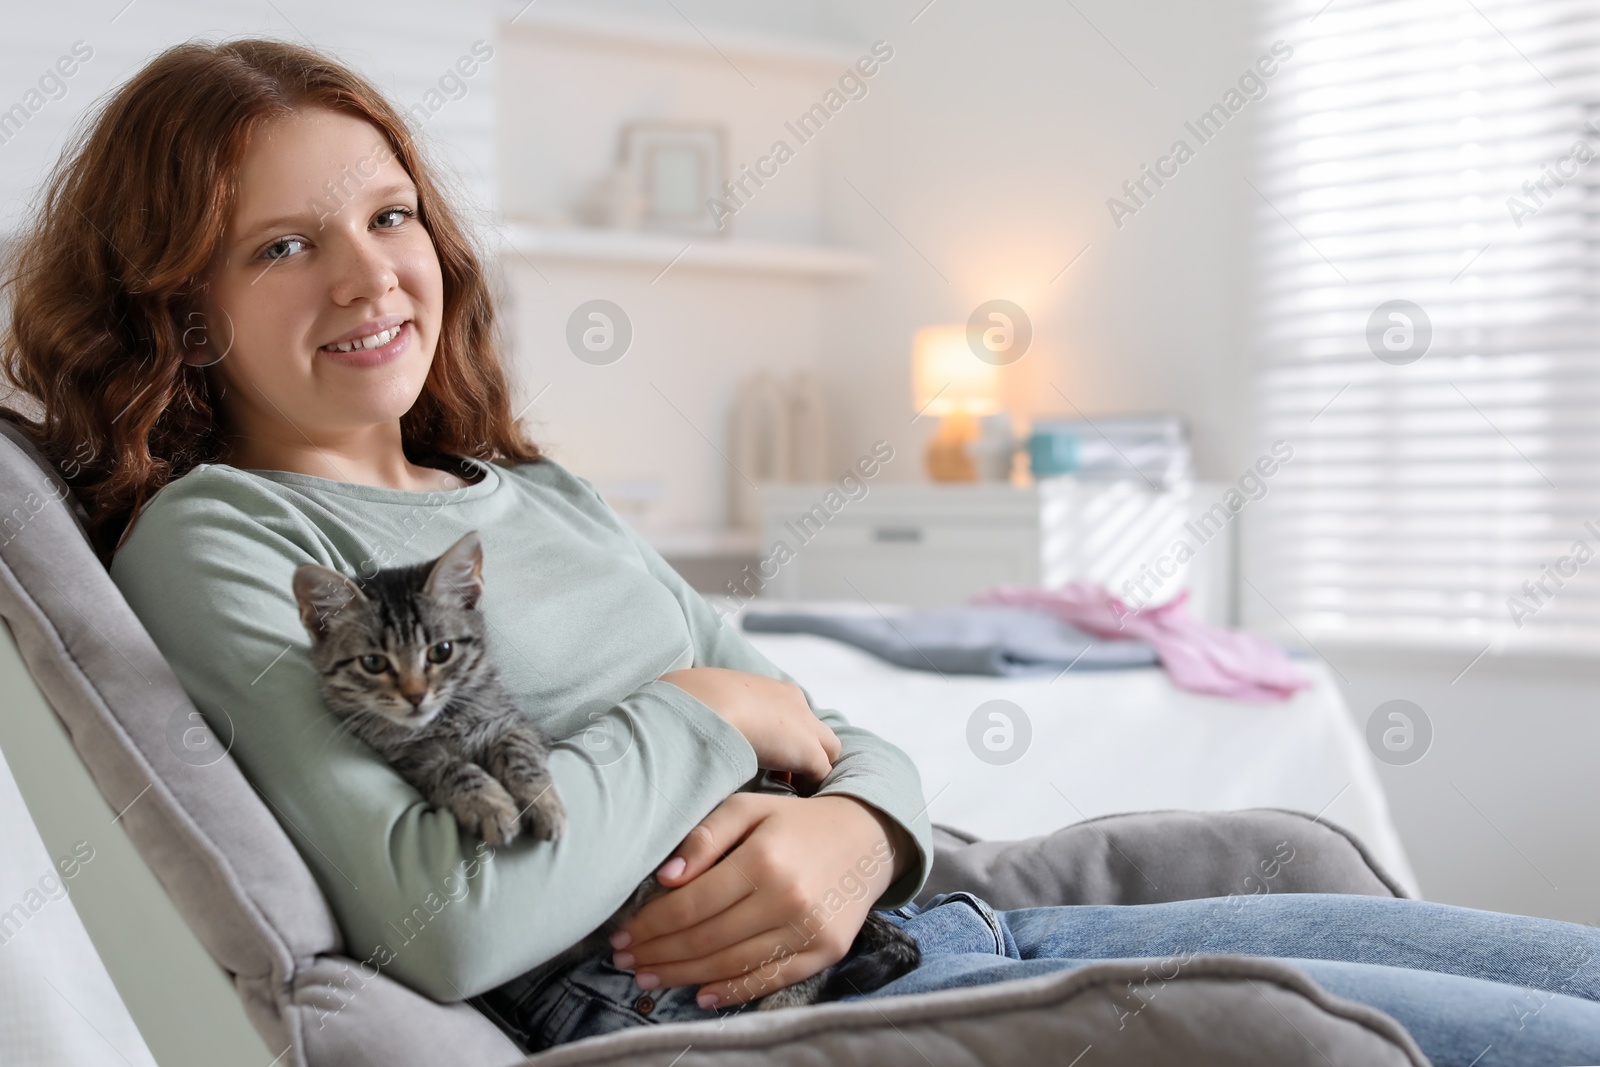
left=0, top=415, right=1429, bottom=1066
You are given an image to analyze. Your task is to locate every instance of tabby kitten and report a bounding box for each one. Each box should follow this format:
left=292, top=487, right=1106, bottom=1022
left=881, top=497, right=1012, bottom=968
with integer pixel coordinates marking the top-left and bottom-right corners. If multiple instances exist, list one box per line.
left=291, top=530, right=919, bottom=1011
left=292, top=530, right=565, bottom=847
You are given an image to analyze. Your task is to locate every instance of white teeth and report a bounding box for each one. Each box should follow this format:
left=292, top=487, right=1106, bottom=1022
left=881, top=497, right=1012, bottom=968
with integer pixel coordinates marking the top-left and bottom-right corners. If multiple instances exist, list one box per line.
left=326, top=324, right=402, bottom=353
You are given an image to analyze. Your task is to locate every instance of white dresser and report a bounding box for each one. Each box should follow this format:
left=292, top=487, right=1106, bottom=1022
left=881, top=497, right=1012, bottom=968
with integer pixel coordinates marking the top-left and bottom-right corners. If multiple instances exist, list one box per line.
left=754, top=479, right=1235, bottom=626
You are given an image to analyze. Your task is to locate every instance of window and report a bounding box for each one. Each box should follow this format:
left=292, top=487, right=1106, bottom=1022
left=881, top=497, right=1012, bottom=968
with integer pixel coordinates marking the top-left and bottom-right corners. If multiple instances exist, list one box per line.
left=1246, top=0, right=1600, bottom=654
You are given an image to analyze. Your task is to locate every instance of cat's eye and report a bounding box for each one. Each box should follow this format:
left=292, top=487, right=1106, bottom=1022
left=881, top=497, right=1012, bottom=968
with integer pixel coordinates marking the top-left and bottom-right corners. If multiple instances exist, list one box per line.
left=358, top=654, right=390, bottom=674
left=426, top=641, right=453, bottom=664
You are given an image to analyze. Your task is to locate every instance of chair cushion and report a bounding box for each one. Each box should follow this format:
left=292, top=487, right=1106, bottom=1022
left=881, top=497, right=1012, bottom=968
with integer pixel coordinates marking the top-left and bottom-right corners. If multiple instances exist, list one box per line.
left=919, top=808, right=1410, bottom=910
left=514, top=955, right=1428, bottom=1066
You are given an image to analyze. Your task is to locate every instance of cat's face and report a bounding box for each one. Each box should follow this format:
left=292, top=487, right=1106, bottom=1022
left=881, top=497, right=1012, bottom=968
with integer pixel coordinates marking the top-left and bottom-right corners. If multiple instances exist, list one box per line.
left=292, top=532, right=490, bottom=730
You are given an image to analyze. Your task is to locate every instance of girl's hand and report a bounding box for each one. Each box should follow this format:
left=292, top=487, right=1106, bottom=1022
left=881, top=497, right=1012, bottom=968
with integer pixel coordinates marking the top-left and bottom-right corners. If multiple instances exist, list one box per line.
left=658, top=667, right=841, bottom=784
left=607, top=791, right=908, bottom=1009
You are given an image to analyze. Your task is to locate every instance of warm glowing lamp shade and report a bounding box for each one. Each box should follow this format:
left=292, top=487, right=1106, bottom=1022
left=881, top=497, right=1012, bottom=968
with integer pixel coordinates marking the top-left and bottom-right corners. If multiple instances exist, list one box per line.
left=913, top=325, right=1000, bottom=416
left=912, top=325, right=1000, bottom=481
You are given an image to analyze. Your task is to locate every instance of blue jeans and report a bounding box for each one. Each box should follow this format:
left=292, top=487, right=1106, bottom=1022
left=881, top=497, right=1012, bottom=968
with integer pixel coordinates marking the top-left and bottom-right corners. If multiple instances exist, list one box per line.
left=471, top=892, right=1600, bottom=1065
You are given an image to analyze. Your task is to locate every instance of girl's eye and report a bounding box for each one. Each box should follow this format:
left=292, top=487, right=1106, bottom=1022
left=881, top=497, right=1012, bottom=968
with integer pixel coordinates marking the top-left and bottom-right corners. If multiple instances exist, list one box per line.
left=359, top=654, right=389, bottom=674
left=426, top=641, right=453, bottom=664
left=261, top=236, right=305, bottom=261
left=374, top=206, right=415, bottom=229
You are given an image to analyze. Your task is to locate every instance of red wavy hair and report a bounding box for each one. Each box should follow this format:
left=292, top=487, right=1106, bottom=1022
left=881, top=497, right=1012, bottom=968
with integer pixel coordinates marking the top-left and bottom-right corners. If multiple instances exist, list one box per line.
left=0, top=38, right=540, bottom=565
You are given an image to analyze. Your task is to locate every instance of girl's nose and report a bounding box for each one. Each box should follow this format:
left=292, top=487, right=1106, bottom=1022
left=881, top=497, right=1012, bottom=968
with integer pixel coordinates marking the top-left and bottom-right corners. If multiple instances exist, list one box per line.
left=329, top=235, right=398, bottom=305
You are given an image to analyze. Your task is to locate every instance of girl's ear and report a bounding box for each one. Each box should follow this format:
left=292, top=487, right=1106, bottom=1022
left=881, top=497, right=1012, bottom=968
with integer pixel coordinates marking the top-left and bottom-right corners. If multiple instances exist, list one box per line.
left=424, top=531, right=484, bottom=610
left=292, top=564, right=365, bottom=637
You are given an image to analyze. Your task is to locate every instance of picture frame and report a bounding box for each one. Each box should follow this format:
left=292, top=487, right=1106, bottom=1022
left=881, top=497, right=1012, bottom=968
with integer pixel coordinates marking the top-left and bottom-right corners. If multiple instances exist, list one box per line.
left=619, top=122, right=728, bottom=236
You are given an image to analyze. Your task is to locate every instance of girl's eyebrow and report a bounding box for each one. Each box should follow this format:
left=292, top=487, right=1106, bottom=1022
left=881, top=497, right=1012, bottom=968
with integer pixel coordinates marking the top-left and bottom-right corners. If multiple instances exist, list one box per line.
left=235, top=181, right=419, bottom=242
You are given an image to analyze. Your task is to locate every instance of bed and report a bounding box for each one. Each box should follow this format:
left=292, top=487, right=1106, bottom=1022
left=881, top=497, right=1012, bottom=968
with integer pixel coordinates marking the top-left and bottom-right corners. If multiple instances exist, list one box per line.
left=734, top=603, right=1421, bottom=898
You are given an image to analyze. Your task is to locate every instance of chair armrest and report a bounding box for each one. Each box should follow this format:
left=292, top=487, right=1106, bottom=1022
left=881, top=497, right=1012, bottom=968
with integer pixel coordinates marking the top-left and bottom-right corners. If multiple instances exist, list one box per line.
left=918, top=809, right=1411, bottom=909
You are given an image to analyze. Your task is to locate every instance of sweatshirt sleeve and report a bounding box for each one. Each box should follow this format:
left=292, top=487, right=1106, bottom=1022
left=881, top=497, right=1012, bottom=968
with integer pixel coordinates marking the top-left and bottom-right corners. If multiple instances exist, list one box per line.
left=109, top=477, right=759, bottom=1003
left=560, top=477, right=935, bottom=911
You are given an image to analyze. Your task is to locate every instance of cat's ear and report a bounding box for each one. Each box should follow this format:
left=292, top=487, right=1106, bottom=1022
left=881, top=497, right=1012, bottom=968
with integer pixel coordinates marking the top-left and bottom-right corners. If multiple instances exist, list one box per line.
left=424, top=532, right=484, bottom=611
left=292, top=564, right=366, bottom=638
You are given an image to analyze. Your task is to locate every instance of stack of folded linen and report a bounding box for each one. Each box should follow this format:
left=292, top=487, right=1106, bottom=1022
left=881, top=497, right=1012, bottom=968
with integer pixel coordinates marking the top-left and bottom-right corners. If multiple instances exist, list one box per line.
left=742, top=581, right=1313, bottom=702
left=741, top=603, right=1158, bottom=677
left=1028, top=414, right=1192, bottom=488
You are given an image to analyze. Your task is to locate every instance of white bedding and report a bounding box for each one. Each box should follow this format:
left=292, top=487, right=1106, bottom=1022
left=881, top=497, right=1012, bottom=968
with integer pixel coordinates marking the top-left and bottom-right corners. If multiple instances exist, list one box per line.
left=743, top=629, right=1421, bottom=898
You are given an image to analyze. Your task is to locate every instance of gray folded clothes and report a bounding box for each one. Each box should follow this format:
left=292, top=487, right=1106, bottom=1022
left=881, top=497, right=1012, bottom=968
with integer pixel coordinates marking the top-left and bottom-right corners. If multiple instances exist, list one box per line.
left=740, top=605, right=1159, bottom=676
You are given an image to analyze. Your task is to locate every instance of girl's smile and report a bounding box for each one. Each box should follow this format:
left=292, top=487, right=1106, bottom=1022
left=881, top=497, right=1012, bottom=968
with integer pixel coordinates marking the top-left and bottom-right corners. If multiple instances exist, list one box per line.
left=319, top=315, right=413, bottom=368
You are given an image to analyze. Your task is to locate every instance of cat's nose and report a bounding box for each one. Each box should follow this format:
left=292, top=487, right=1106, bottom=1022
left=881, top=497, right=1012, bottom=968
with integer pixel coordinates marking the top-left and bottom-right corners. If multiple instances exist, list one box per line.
left=401, top=689, right=428, bottom=707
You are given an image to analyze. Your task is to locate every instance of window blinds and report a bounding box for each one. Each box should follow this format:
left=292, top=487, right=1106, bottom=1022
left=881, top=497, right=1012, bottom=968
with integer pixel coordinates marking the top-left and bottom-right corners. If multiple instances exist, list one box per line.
left=1245, top=0, right=1600, bottom=653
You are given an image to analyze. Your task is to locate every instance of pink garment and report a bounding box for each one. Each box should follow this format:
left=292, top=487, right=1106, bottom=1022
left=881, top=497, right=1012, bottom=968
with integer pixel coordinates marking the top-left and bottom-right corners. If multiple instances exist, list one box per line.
left=970, top=583, right=1313, bottom=702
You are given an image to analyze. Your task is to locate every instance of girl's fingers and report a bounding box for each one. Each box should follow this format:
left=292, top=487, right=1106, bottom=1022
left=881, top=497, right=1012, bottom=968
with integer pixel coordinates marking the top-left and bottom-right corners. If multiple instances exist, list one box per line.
left=794, top=721, right=838, bottom=780
left=801, top=743, right=832, bottom=781
left=708, top=946, right=828, bottom=1008
left=620, top=853, right=752, bottom=954
left=620, top=880, right=777, bottom=970
left=630, top=925, right=827, bottom=1005
left=651, top=794, right=764, bottom=889
left=816, top=719, right=842, bottom=765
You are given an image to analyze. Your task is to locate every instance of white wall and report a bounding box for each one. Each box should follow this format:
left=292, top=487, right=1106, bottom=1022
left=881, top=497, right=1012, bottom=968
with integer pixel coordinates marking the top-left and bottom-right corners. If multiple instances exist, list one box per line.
left=811, top=0, right=1260, bottom=485
left=0, top=0, right=497, bottom=236
left=1328, top=646, right=1600, bottom=927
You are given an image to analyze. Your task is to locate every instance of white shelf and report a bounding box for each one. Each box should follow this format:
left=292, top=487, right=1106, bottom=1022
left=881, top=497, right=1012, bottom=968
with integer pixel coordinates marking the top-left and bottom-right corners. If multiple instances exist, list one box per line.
left=496, top=223, right=873, bottom=279
left=500, top=6, right=863, bottom=70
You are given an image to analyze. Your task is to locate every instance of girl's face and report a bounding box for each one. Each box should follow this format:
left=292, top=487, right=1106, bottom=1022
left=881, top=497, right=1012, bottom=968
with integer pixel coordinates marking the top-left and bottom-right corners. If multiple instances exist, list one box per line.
left=193, top=108, right=444, bottom=455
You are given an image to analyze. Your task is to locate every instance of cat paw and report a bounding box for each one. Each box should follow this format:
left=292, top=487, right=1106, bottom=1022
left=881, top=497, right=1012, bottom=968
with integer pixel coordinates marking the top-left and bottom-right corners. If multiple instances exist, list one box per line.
left=451, top=782, right=522, bottom=847
left=517, top=786, right=566, bottom=842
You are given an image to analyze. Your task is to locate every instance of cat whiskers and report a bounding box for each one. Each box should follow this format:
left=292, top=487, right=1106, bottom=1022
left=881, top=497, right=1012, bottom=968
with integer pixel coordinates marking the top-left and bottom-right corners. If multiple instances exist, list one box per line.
left=305, top=704, right=394, bottom=756
left=290, top=686, right=374, bottom=744
left=432, top=688, right=507, bottom=721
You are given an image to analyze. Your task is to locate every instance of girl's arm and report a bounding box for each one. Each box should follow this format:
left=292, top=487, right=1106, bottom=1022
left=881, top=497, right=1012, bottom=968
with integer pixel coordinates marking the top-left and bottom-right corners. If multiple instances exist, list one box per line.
left=580, top=478, right=935, bottom=912
left=656, top=666, right=840, bottom=783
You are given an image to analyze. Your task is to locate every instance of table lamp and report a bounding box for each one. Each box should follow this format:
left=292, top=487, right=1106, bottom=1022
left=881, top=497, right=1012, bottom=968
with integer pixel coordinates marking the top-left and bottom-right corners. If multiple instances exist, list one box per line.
left=912, top=324, right=1001, bottom=482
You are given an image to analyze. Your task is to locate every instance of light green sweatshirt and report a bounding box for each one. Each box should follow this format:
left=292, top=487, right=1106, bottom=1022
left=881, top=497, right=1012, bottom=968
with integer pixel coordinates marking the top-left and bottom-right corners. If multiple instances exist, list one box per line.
left=108, top=455, right=932, bottom=1002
